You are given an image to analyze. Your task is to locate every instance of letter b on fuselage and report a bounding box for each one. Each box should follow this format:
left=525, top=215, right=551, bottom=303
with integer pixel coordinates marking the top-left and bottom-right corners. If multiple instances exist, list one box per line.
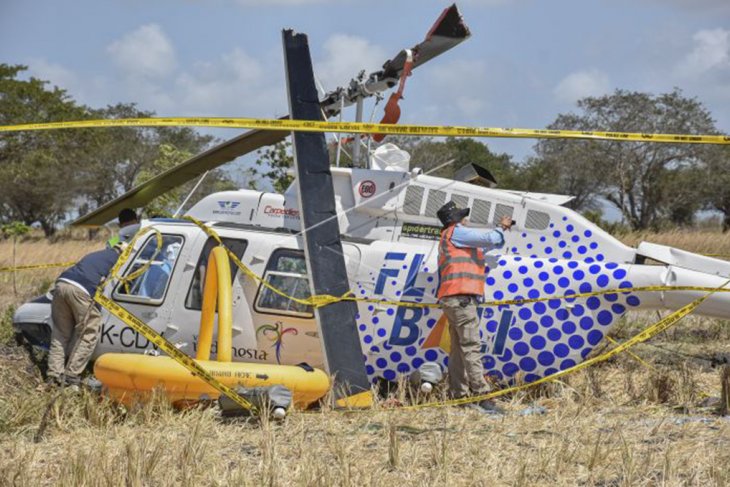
left=388, top=306, right=423, bottom=346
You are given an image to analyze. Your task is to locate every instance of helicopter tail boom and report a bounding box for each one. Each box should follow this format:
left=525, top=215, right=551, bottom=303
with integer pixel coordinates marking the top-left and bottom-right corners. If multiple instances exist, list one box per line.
left=626, top=244, right=730, bottom=320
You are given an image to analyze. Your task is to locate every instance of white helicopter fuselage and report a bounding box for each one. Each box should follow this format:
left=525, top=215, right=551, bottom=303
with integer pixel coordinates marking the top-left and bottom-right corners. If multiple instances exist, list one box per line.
left=15, top=165, right=730, bottom=384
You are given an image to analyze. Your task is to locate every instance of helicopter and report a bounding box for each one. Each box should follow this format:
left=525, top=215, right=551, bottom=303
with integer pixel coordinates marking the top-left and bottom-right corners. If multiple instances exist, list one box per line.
left=12, top=4, right=730, bottom=400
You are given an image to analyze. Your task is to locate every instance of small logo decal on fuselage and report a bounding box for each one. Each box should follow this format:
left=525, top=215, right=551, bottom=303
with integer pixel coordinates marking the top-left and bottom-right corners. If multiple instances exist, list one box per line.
left=359, top=180, right=376, bottom=198
left=213, top=200, right=242, bottom=216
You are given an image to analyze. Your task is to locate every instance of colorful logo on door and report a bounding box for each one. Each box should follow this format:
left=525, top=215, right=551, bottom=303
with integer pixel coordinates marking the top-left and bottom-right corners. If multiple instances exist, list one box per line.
left=256, top=322, right=298, bottom=364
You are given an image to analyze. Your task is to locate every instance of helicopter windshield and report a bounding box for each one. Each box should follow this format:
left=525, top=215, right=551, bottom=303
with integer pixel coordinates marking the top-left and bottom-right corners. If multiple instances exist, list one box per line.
left=115, top=235, right=184, bottom=302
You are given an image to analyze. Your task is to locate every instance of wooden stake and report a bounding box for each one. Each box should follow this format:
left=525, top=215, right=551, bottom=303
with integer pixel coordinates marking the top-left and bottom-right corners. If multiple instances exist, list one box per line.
left=720, top=365, right=730, bottom=417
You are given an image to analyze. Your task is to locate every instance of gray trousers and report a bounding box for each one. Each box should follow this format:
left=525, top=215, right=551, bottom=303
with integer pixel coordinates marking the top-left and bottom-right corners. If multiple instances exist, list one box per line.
left=441, top=295, right=490, bottom=398
left=48, top=281, right=102, bottom=380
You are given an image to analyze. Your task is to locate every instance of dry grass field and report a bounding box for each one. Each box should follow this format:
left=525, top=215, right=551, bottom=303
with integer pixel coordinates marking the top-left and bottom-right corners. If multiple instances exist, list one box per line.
left=2, top=230, right=730, bottom=486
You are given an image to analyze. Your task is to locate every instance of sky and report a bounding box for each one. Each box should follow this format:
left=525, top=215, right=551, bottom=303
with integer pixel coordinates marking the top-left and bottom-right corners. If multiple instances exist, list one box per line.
left=2, top=0, right=729, bottom=170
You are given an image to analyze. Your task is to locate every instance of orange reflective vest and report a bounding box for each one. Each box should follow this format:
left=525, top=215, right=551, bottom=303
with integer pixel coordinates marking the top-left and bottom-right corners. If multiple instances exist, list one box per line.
left=437, top=225, right=485, bottom=299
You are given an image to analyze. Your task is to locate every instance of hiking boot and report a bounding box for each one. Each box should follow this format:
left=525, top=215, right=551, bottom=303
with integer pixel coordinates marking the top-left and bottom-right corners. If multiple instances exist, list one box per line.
left=41, top=375, right=63, bottom=390
left=63, top=375, right=81, bottom=393
left=458, top=402, right=489, bottom=414
left=82, top=376, right=103, bottom=393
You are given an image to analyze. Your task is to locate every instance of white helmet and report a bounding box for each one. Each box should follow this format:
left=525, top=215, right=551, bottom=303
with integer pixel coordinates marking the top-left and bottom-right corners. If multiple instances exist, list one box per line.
left=165, top=242, right=182, bottom=262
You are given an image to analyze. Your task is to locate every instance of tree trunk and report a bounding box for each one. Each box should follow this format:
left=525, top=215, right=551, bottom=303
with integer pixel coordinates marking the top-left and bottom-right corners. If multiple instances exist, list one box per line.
left=39, top=220, right=56, bottom=237
left=12, top=236, right=17, bottom=297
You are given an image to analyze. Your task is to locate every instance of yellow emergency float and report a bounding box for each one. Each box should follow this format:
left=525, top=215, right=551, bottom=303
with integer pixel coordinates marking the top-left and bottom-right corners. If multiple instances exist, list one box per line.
left=94, top=246, right=330, bottom=408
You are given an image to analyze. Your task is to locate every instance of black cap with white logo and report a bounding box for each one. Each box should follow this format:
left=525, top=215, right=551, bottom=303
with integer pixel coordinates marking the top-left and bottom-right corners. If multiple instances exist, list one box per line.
left=436, top=201, right=470, bottom=228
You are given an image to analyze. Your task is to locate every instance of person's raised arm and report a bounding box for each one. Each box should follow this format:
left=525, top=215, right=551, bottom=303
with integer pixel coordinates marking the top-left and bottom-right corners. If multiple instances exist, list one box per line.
left=451, top=216, right=513, bottom=250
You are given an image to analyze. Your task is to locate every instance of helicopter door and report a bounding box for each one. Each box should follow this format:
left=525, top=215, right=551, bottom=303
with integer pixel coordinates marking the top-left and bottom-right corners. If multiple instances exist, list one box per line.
left=96, top=230, right=193, bottom=357
left=251, top=248, right=318, bottom=366
left=168, top=235, right=251, bottom=360
left=250, top=243, right=362, bottom=368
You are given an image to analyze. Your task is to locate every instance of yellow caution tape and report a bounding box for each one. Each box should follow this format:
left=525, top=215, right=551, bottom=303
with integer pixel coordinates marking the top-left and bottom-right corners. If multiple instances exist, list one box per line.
left=605, top=335, right=658, bottom=372
left=1, top=117, right=729, bottom=145
left=109, top=227, right=163, bottom=294
left=94, top=225, right=256, bottom=413
left=6, top=214, right=727, bottom=414
left=0, top=261, right=77, bottom=272
left=8, top=221, right=730, bottom=317
left=186, top=216, right=730, bottom=410
left=35, top=216, right=726, bottom=414
left=404, top=281, right=727, bottom=410
left=94, top=294, right=256, bottom=412
left=185, top=216, right=730, bottom=311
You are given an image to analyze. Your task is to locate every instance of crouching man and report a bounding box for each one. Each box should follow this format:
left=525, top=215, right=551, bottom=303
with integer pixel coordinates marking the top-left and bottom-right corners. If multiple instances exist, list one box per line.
left=47, top=243, right=125, bottom=388
left=436, top=201, right=513, bottom=414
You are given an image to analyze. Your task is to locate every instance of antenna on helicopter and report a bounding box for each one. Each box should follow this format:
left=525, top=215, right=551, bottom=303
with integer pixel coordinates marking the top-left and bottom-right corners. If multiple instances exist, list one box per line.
left=173, top=170, right=209, bottom=217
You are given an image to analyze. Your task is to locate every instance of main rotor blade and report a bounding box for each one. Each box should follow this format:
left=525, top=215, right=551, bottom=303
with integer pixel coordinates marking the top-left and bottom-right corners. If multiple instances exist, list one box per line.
left=383, top=3, right=471, bottom=77
left=72, top=122, right=287, bottom=226
left=320, top=3, right=471, bottom=116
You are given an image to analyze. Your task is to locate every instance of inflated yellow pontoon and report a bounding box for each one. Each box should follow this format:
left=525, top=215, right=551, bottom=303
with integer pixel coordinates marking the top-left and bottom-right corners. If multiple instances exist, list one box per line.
left=94, top=353, right=330, bottom=408
left=95, top=246, right=330, bottom=408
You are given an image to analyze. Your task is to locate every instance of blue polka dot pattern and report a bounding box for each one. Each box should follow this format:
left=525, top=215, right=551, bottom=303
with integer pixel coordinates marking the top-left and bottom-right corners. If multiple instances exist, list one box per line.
left=353, top=217, right=642, bottom=386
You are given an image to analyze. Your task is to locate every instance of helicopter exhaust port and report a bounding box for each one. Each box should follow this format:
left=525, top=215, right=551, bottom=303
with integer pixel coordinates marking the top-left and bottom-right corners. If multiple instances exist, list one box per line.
left=409, top=362, right=443, bottom=394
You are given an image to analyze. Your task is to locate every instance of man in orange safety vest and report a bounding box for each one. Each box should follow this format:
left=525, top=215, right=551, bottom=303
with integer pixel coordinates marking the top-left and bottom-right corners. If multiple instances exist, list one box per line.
left=436, top=201, right=513, bottom=414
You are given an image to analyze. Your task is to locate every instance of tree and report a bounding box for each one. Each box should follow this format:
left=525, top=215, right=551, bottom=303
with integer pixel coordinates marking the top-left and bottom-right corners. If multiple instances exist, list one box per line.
left=78, top=102, right=216, bottom=213
left=393, top=136, right=524, bottom=187
left=250, top=140, right=295, bottom=193
left=0, top=66, right=220, bottom=233
left=703, top=146, right=730, bottom=231
left=531, top=90, right=717, bottom=230
left=522, top=121, right=610, bottom=212
left=0, top=64, right=95, bottom=235
left=134, top=144, right=236, bottom=217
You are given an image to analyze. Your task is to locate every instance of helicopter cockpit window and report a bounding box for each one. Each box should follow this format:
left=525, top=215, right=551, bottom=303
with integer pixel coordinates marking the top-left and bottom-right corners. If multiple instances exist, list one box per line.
left=114, top=234, right=185, bottom=305
left=255, top=249, right=313, bottom=318
left=185, top=237, right=248, bottom=310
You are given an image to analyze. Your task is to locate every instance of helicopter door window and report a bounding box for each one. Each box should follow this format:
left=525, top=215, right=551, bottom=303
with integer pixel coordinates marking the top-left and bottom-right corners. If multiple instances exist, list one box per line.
left=113, top=234, right=185, bottom=305
left=185, top=237, right=248, bottom=310
left=255, top=249, right=313, bottom=318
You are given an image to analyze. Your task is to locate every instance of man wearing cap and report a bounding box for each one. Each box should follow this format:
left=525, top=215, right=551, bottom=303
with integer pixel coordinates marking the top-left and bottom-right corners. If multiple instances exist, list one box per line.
left=107, top=208, right=140, bottom=249
left=47, top=243, right=126, bottom=389
left=436, top=201, right=513, bottom=413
